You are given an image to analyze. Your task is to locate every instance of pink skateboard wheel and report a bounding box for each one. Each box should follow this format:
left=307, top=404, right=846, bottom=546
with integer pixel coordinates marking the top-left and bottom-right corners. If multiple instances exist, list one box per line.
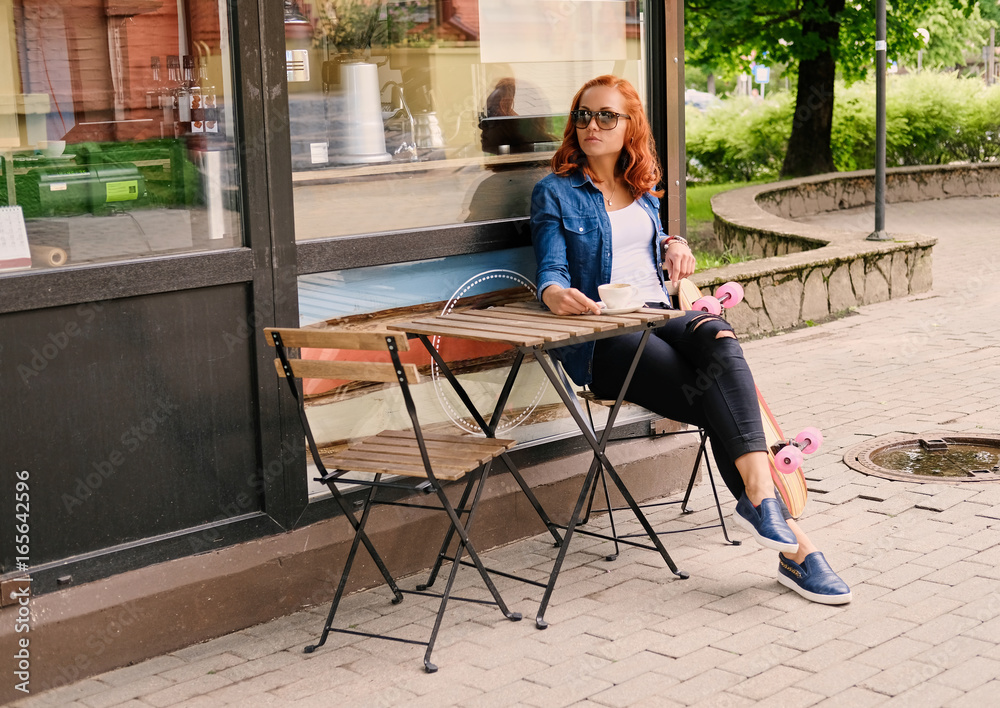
left=775, top=445, right=803, bottom=474
left=715, top=282, right=744, bottom=308
left=692, top=296, right=722, bottom=315
left=795, top=427, right=823, bottom=454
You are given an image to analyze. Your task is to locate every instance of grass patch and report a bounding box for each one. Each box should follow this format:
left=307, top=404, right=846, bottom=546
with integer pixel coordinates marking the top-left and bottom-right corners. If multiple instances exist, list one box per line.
left=686, top=180, right=768, bottom=270
left=694, top=250, right=754, bottom=271
left=686, top=180, right=768, bottom=229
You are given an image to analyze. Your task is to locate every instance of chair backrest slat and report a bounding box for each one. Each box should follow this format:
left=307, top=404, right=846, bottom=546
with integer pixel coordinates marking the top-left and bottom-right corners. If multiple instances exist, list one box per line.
left=273, top=358, right=420, bottom=384
left=264, top=327, right=409, bottom=352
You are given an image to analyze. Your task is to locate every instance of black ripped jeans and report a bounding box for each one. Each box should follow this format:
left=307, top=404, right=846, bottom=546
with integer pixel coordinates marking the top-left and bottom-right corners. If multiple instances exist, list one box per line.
left=590, top=309, right=768, bottom=502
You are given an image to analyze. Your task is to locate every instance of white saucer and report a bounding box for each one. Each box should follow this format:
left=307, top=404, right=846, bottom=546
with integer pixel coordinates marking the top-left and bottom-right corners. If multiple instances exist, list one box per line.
left=597, top=300, right=645, bottom=315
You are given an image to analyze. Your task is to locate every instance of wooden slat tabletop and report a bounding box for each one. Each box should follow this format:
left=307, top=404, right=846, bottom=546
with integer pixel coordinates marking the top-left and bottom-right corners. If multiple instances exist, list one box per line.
left=389, top=302, right=680, bottom=347
left=459, top=309, right=596, bottom=336
left=499, top=301, right=672, bottom=326
left=409, top=314, right=572, bottom=343
left=388, top=320, right=546, bottom=347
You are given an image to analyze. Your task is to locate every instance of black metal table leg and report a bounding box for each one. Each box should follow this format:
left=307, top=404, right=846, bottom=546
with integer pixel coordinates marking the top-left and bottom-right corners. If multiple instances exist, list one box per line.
left=530, top=327, right=689, bottom=627
left=416, top=334, right=563, bottom=546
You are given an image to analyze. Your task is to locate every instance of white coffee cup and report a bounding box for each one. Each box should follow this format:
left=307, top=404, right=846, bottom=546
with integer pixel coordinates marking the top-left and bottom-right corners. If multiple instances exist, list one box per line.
left=598, top=283, right=638, bottom=310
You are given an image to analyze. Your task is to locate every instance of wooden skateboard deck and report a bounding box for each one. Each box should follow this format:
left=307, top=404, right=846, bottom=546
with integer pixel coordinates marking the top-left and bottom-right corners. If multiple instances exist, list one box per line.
left=757, top=386, right=808, bottom=518
left=669, top=278, right=808, bottom=518
left=669, top=278, right=703, bottom=311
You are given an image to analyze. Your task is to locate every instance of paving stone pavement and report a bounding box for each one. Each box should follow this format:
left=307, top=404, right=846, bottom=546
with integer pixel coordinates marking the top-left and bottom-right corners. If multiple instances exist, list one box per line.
left=13, top=197, right=1000, bottom=708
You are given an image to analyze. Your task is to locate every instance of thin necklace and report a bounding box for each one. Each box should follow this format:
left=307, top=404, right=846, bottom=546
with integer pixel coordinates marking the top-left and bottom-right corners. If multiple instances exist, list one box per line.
left=603, top=180, right=618, bottom=207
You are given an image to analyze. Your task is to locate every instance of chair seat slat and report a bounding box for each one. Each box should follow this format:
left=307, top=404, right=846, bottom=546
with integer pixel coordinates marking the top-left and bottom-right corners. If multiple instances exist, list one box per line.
left=359, top=434, right=512, bottom=457
left=352, top=443, right=495, bottom=468
left=332, top=449, right=469, bottom=470
left=375, top=429, right=516, bottom=450
left=326, top=451, right=469, bottom=480
left=322, top=457, right=461, bottom=480
left=578, top=390, right=618, bottom=407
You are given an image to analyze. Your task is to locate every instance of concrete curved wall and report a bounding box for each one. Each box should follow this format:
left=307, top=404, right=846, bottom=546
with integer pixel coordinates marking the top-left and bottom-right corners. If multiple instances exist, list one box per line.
left=696, top=164, right=1000, bottom=337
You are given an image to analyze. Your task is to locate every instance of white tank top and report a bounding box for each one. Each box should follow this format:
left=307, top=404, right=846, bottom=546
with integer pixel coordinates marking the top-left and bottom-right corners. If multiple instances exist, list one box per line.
left=608, top=200, right=667, bottom=304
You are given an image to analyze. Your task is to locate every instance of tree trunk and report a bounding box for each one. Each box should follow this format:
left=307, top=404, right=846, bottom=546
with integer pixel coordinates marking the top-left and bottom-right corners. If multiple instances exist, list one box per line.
left=781, top=1, right=845, bottom=178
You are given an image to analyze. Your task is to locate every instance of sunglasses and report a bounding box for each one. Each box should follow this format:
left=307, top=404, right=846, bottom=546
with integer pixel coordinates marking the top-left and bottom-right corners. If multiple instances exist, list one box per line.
left=570, top=110, right=631, bottom=130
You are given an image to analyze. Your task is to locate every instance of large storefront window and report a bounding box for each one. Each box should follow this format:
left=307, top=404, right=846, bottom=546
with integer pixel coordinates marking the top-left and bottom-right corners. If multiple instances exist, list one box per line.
left=0, top=0, right=241, bottom=273
left=288, top=1, right=649, bottom=495
left=287, top=0, right=644, bottom=239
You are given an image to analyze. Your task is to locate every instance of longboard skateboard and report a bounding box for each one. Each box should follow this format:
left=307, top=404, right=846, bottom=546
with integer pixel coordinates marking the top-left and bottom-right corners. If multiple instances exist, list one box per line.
left=667, top=278, right=814, bottom=518
left=757, top=390, right=809, bottom=518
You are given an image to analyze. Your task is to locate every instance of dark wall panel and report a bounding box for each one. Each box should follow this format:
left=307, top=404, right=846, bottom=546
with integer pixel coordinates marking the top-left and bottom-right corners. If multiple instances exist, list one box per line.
left=0, top=285, right=261, bottom=570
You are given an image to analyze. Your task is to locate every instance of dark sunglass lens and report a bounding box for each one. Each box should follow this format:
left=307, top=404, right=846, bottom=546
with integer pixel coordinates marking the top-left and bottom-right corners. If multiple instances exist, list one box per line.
left=596, top=112, right=616, bottom=129
left=572, top=111, right=591, bottom=128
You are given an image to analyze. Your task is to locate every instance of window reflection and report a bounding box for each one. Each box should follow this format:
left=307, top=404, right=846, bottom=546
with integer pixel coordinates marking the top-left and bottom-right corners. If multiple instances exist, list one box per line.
left=291, top=2, right=648, bottom=492
left=287, top=0, right=644, bottom=240
left=0, top=0, right=241, bottom=273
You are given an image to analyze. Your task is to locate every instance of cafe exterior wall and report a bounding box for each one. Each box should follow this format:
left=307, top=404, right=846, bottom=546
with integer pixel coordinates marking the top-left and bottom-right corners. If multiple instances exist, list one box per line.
left=0, top=0, right=685, bottom=693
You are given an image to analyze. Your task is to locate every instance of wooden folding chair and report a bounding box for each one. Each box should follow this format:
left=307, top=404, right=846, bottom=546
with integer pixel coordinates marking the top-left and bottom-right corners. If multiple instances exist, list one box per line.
left=265, top=327, right=522, bottom=673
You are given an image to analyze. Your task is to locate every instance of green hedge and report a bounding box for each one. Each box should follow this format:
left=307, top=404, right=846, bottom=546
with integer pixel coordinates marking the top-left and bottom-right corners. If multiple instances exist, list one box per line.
left=687, top=73, right=1000, bottom=183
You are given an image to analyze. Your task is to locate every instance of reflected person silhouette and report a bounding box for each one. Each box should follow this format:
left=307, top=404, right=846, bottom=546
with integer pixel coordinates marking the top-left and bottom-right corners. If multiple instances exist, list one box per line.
left=466, top=77, right=556, bottom=223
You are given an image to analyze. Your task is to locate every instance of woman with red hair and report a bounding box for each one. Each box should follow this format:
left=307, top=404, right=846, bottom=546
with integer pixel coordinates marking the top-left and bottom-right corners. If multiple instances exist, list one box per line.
left=531, top=75, right=851, bottom=605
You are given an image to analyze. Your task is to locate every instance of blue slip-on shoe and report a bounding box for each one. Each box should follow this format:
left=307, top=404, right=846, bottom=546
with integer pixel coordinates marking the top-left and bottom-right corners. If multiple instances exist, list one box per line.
left=777, top=552, right=852, bottom=605
left=732, top=493, right=799, bottom=553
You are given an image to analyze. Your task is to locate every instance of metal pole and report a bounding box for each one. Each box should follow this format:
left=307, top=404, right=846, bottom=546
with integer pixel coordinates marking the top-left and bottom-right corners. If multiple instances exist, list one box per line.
left=868, top=0, right=890, bottom=241
left=989, top=27, right=996, bottom=87
left=663, top=1, right=686, bottom=239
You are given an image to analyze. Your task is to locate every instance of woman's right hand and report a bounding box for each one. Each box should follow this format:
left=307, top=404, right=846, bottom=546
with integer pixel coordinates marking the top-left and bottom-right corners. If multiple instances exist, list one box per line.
left=541, top=285, right=602, bottom=316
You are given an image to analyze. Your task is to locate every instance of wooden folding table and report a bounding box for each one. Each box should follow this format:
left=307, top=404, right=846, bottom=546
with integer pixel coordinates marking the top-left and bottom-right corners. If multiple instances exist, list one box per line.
left=389, top=301, right=690, bottom=629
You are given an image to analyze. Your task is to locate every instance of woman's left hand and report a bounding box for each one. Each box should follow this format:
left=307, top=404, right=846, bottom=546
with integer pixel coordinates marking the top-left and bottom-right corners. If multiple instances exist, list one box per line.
left=664, top=242, right=696, bottom=287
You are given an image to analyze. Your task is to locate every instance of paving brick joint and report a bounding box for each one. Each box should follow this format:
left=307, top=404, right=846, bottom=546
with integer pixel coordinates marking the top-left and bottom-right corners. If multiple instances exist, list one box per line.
left=11, top=197, right=1000, bottom=708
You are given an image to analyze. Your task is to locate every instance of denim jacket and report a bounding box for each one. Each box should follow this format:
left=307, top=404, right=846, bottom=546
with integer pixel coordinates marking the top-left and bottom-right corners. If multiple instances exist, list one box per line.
left=530, top=170, right=670, bottom=386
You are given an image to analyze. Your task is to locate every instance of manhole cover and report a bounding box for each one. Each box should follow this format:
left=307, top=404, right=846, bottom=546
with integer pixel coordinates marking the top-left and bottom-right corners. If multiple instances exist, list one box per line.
left=844, top=433, right=1000, bottom=483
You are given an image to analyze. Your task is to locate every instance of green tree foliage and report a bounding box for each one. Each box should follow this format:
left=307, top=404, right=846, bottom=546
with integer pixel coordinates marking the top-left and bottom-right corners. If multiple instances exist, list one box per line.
left=904, top=1, right=997, bottom=71
left=687, top=73, right=1000, bottom=182
left=685, top=1, right=938, bottom=83
left=684, top=1, right=995, bottom=177
left=686, top=95, right=794, bottom=182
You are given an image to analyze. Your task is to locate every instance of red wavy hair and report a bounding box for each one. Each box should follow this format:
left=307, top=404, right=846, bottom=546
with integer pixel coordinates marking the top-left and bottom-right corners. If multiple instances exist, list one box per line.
left=551, top=75, right=663, bottom=198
